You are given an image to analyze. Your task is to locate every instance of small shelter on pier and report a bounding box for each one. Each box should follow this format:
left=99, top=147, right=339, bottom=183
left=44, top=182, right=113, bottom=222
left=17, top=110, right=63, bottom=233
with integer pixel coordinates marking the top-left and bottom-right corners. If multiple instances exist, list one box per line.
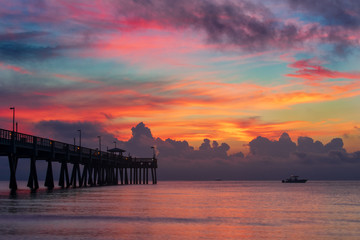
left=107, top=148, right=126, bottom=156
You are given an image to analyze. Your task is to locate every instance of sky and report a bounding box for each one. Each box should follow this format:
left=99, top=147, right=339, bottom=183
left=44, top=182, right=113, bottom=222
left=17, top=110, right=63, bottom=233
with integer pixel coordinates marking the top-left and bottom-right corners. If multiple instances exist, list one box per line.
left=1, top=0, right=360, bottom=180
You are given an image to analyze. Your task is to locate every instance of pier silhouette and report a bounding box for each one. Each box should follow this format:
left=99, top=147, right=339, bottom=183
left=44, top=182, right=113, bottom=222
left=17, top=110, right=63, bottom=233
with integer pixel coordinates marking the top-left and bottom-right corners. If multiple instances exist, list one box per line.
left=0, top=128, right=157, bottom=192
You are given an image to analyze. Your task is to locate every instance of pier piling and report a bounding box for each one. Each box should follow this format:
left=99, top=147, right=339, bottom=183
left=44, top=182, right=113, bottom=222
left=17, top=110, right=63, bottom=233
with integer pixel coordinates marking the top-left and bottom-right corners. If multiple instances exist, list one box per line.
left=0, top=127, right=157, bottom=192
left=45, top=160, right=54, bottom=190
left=27, top=157, right=39, bottom=190
left=8, top=154, right=18, bottom=191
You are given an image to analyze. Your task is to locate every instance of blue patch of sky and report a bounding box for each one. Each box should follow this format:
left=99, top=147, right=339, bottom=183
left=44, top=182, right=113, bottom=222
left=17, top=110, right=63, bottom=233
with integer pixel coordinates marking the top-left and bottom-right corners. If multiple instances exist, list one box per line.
left=38, top=56, right=169, bottom=87
left=293, top=52, right=315, bottom=61
left=45, top=58, right=132, bottom=79
left=239, top=61, right=289, bottom=86
left=192, top=49, right=290, bottom=86
left=328, top=52, right=360, bottom=72
left=312, top=42, right=360, bottom=70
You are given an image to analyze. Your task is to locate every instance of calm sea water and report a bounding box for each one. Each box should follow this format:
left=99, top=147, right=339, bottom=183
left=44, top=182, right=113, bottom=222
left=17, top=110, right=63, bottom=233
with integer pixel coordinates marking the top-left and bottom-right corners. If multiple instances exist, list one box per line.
left=0, top=181, right=359, bottom=240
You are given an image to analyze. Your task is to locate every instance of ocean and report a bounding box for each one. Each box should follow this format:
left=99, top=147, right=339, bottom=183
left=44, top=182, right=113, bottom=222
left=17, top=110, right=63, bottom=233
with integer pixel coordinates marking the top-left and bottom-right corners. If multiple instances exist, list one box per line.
left=0, top=181, right=359, bottom=240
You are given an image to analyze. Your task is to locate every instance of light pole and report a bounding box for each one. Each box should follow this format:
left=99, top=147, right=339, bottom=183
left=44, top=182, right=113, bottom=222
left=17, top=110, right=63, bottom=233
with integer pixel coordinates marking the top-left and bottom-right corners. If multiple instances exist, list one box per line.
left=9, top=107, right=15, bottom=132
left=77, top=130, right=81, bottom=149
left=98, top=136, right=101, bottom=153
left=113, top=141, right=117, bottom=148
left=151, top=146, right=155, bottom=159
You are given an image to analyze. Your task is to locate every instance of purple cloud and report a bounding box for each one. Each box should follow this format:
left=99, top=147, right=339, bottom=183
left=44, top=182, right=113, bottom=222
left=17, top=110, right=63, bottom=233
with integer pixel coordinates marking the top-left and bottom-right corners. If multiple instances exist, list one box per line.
left=1, top=122, right=360, bottom=181
left=33, top=120, right=117, bottom=149
left=108, top=0, right=359, bottom=55
left=116, top=123, right=360, bottom=180
left=249, top=133, right=297, bottom=158
left=288, top=0, right=360, bottom=28
left=113, top=0, right=306, bottom=51
left=1, top=0, right=357, bottom=61
left=297, top=136, right=325, bottom=154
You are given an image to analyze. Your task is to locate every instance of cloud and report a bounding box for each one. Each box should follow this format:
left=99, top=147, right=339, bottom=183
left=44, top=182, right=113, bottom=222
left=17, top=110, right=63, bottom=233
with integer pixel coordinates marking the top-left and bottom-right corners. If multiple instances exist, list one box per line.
left=325, top=138, right=346, bottom=152
left=117, top=122, right=242, bottom=162
left=0, top=62, right=32, bottom=74
left=249, top=132, right=297, bottom=158
left=3, top=0, right=357, bottom=58
left=286, top=58, right=360, bottom=81
left=33, top=120, right=116, bottom=149
left=288, top=0, right=360, bottom=29
left=107, top=0, right=359, bottom=55
left=121, top=122, right=245, bottom=180
left=248, top=131, right=351, bottom=165
left=0, top=31, right=48, bottom=41
left=0, top=42, right=58, bottom=61
left=287, top=0, right=360, bottom=55
left=297, top=136, right=325, bottom=154
left=245, top=132, right=360, bottom=179
left=111, top=0, right=312, bottom=51
left=1, top=122, right=360, bottom=181
left=0, top=68, right=358, bottom=146
left=249, top=132, right=348, bottom=156
left=0, top=31, right=56, bottom=62
left=116, top=123, right=360, bottom=180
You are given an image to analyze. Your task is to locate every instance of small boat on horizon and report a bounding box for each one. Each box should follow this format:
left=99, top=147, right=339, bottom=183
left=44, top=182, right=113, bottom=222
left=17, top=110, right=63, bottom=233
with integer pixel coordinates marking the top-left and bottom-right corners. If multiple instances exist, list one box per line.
left=282, top=175, right=307, bottom=183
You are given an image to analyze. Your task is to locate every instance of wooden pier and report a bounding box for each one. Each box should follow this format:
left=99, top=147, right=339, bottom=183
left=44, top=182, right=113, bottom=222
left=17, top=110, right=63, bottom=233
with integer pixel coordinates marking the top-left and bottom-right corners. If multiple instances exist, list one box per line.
left=0, top=128, right=157, bottom=192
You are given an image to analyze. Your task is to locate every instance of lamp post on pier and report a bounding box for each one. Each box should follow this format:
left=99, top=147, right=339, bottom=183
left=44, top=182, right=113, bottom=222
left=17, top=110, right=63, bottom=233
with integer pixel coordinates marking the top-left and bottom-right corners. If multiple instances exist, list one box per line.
left=98, top=136, right=101, bottom=153
left=151, top=146, right=156, bottom=159
left=78, top=129, right=82, bottom=154
left=77, top=130, right=81, bottom=150
left=9, top=107, right=15, bottom=133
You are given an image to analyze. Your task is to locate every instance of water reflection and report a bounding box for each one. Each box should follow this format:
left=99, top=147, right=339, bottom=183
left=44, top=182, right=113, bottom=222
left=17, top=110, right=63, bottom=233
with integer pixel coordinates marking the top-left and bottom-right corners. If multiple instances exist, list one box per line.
left=0, top=181, right=360, bottom=239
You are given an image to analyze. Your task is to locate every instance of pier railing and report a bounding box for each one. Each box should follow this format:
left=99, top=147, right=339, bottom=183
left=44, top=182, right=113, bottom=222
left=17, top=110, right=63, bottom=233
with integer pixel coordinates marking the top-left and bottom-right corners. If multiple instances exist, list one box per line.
left=0, top=128, right=158, bottom=191
left=0, top=128, right=155, bottom=164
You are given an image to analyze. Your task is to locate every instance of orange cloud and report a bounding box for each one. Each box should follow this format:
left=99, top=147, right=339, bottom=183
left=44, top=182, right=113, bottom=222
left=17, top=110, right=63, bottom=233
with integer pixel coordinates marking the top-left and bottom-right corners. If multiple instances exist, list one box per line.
left=2, top=60, right=360, bottom=154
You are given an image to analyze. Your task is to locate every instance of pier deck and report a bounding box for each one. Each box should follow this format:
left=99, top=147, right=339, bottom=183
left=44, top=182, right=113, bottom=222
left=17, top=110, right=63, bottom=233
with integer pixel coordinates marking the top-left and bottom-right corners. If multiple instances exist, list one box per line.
left=0, top=128, right=157, bottom=191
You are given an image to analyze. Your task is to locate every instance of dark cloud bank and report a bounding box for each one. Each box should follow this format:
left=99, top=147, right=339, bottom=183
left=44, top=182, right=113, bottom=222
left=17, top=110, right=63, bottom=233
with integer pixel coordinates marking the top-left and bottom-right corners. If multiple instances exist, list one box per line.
left=1, top=0, right=359, bottom=64
left=3, top=121, right=359, bottom=181
left=118, top=123, right=360, bottom=180
left=113, top=0, right=360, bottom=55
left=288, top=0, right=360, bottom=28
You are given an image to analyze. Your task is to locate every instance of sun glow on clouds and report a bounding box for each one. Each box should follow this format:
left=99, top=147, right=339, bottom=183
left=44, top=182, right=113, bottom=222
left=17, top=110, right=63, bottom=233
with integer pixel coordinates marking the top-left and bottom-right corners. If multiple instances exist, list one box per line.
left=83, top=30, right=209, bottom=74
left=3, top=70, right=359, bottom=152
left=1, top=0, right=360, bottom=154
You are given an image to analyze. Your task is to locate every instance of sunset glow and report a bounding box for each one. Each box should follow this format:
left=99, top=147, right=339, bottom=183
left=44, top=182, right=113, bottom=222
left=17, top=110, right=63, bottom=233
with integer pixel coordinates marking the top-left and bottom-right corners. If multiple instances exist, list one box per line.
left=1, top=0, right=360, bottom=155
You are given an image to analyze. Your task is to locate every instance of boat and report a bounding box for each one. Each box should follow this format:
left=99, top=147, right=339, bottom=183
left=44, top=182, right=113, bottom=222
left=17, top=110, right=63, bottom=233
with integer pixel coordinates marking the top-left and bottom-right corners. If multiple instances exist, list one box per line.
left=282, top=175, right=307, bottom=183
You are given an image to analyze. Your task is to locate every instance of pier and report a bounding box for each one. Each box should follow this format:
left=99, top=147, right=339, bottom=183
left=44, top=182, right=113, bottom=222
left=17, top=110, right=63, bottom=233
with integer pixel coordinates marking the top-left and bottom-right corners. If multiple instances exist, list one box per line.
left=0, top=128, right=157, bottom=192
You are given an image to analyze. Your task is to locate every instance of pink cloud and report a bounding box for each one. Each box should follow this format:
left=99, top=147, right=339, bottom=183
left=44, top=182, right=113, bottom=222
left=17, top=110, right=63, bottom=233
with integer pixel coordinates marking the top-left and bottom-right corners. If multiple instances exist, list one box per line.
left=0, top=62, right=32, bottom=75
left=79, top=31, right=208, bottom=71
left=286, top=58, right=360, bottom=81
